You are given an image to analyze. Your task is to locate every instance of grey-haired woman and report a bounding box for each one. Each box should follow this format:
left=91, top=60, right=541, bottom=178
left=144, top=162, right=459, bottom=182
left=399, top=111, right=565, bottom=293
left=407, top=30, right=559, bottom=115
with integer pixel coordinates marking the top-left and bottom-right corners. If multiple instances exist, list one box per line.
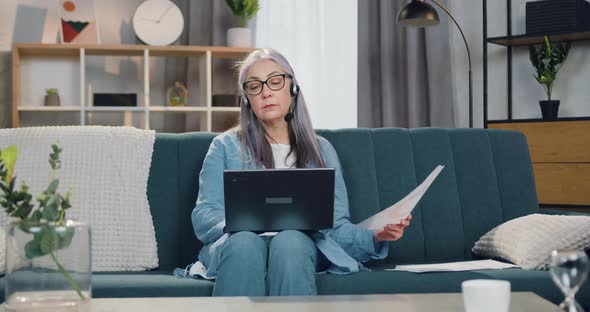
left=192, top=48, right=412, bottom=296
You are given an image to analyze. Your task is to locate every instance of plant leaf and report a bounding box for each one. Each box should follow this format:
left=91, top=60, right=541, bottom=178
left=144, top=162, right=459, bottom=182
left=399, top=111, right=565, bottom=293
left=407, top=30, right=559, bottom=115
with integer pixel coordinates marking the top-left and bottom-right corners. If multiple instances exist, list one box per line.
left=46, top=179, right=59, bottom=195
left=30, top=210, right=43, bottom=223
left=40, top=225, right=59, bottom=254
left=43, top=195, right=61, bottom=221
left=25, top=237, right=45, bottom=259
left=56, top=226, right=75, bottom=249
left=0, top=145, right=18, bottom=183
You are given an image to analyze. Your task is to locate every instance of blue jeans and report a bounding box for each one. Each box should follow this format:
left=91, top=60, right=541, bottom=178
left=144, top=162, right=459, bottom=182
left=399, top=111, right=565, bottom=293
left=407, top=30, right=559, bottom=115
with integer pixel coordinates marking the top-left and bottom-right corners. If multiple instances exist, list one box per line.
left=213, top=230, right=324, bottom=296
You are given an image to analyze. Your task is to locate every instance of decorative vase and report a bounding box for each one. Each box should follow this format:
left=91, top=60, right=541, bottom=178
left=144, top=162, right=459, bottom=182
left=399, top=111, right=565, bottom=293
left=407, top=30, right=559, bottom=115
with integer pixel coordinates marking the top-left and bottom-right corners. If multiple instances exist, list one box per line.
left=4, top=221, right=92, bottom=312
left=539, top=100, right=560, bottom=121
left=166, top=82, right=188, bottom=107
left=44, top=95, right=60, bottom=107
left=227, top=27, right=252, bottom=47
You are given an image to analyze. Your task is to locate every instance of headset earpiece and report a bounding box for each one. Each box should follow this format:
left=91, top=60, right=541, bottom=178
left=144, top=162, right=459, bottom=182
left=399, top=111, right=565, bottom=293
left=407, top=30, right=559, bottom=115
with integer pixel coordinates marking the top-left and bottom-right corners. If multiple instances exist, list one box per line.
left=241, top=95, right=250, bottom=108
left=290, top=81, right=300, bottom=97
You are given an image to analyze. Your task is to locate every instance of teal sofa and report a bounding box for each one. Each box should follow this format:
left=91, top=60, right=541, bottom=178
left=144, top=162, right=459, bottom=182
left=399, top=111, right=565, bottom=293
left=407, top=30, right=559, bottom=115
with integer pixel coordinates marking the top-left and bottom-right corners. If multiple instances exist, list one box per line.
left=0, top=128, right=588, bottom=307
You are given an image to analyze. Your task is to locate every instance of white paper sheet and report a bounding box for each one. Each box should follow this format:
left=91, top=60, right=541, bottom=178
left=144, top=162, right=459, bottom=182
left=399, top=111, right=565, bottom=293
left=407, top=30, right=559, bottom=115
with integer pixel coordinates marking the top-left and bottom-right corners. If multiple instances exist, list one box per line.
left=387, top=260, right=519, bottom=273
left=358, top=165, right=444, bottom=230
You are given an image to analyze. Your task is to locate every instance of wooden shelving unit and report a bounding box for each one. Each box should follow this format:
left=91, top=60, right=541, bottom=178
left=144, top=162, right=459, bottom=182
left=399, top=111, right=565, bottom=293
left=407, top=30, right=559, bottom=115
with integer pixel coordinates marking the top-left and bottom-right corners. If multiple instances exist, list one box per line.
left=487, top=31, right=590, bottom=47
left=12, top=43, right=254, bottom=131
left=489, top=119, right=590, bottom=207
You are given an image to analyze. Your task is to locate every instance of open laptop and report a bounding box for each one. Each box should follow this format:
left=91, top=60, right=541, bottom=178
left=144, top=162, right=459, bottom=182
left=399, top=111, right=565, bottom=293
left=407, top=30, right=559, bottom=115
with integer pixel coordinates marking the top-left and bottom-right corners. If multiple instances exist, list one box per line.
left=224, top=168, right=335, bottom=233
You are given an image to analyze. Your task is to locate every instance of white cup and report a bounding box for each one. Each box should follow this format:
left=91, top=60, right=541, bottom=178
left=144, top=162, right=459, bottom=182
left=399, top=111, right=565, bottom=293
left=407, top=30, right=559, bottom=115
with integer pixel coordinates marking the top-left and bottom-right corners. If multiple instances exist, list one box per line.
left=462, top=279, right=511, bottom=312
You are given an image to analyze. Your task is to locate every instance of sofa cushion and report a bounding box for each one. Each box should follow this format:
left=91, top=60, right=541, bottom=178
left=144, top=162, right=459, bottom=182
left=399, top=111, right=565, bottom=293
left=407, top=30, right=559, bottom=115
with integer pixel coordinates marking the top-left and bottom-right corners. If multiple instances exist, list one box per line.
left=316, top=266, right=490, bottom=295
left=0, top=272, right=214, bottom=302
left=476, top=268, right=590, bottom=310
left=92, top=271, right=214, bottom=298
left=148, top=133, right=216, bottom=271
left=473, top=214, right=590, bottom=269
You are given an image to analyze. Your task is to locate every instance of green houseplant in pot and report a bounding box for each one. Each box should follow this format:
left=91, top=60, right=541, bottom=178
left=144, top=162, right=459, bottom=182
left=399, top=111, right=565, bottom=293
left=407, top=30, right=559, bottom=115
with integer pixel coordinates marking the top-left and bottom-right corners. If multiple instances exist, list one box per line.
left=44, top=88, right=60, bottom=107
left=226, top=0, right=260, bottom=47
left=1, top=144, right=91, bottom=311
left=529, top=35, right=570, bottom=121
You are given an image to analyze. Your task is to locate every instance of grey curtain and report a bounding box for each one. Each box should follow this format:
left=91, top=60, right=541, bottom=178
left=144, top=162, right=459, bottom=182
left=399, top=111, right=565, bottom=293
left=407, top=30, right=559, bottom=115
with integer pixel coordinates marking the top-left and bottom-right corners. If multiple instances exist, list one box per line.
left=164, top=0, right=235, bottom=93
left=358, top=0, right=455, bottom=128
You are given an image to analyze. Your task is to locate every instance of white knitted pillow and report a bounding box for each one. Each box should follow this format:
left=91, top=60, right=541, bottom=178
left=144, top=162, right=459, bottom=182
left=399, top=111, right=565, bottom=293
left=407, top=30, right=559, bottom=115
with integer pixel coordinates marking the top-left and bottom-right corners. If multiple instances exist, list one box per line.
left=0, top=126, right=158, bottom=272
left=473, top=214, right=590, bottom=270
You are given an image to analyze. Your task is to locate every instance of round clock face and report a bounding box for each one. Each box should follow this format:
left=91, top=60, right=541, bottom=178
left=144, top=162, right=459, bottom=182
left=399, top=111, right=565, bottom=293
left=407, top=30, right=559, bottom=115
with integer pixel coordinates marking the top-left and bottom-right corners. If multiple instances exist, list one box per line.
left=132, top=0, right=184, bottom=46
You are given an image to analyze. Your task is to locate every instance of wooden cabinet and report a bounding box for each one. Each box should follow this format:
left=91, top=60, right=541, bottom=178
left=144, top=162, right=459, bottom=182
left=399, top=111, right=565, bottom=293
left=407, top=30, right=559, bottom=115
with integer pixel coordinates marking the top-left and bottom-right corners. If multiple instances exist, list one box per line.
left=12, top=43, right=255, bottom=132
left=489, top=120, right=590, bottom=206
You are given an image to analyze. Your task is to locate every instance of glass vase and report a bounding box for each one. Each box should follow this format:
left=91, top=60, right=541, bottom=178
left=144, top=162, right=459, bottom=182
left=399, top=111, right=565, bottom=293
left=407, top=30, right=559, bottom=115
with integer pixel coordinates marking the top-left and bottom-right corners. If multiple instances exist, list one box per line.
left=5, top=220, right=91, bottom=312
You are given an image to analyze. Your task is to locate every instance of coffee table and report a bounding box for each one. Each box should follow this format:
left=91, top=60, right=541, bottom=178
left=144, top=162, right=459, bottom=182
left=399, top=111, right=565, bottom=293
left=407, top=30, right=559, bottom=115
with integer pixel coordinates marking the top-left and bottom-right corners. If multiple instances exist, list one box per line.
left=90, top=292, right=556, bottom=312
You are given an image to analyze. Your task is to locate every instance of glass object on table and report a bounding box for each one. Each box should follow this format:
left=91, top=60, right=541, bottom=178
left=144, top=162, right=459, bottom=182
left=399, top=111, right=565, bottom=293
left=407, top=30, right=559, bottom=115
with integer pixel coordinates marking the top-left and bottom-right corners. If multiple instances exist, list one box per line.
left=5, top=221, right=92, bottom=312
left=549, top=249, right=589, bottom=312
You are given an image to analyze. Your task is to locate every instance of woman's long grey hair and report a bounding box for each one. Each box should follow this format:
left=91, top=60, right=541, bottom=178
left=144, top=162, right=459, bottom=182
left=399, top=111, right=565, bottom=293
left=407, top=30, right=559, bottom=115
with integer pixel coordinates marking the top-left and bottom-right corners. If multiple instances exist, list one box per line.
left=236, top=48, right=325, bottom=169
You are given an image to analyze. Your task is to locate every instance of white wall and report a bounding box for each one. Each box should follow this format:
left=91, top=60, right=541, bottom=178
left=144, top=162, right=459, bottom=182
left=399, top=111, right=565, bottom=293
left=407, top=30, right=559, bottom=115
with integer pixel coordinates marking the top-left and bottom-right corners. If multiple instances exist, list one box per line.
left=450, top=0, right=590, bottom=127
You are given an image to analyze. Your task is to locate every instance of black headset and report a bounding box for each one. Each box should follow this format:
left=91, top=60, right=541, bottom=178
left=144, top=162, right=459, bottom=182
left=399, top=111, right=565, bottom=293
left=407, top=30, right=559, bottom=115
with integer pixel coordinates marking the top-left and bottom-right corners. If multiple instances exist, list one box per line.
left=242, top=79, right=300, bottom=122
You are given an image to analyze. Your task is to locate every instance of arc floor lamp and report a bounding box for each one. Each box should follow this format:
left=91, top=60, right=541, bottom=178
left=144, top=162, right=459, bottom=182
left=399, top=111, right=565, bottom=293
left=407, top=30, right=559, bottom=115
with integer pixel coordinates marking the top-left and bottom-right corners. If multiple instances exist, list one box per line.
left=397, top=0, right=473, bottom=128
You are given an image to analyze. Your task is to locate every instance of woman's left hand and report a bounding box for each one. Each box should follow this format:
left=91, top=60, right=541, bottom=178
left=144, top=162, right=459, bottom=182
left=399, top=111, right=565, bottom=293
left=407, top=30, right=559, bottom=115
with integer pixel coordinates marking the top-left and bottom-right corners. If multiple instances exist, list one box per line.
left=372, top=214, right=412, bottom=243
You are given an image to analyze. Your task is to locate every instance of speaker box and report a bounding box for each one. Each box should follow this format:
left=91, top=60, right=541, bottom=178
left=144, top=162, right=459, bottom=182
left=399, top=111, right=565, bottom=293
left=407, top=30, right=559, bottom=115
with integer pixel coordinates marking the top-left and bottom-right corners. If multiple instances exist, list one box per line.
left=93, top=93, right=137, bottom=107
left=526, top=0, right=590, bottom=35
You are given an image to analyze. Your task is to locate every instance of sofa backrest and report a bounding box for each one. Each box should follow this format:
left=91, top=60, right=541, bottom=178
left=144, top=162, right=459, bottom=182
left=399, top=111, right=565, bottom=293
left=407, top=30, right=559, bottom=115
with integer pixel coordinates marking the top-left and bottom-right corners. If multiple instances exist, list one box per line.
left=148, top=128, right=540, bottom=271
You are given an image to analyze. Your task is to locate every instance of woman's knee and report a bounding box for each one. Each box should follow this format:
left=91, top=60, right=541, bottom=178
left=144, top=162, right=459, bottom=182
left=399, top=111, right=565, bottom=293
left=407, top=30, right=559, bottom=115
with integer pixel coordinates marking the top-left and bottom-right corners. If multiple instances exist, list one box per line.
left=221, top=231, right=267, bottom=260
left=270, top=230, right=316, bottom=259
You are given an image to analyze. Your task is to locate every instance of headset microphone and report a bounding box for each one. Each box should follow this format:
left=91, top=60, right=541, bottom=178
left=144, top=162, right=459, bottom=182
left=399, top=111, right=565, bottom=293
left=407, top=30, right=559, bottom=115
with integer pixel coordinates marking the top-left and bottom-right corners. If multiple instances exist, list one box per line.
left=284, top=83, right=300, bottom=122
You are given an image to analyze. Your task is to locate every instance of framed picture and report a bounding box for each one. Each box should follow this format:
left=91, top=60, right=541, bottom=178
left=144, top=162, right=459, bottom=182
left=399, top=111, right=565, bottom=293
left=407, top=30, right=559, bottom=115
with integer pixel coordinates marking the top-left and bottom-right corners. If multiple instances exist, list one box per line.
left=58, top=0, right=100, bottom=44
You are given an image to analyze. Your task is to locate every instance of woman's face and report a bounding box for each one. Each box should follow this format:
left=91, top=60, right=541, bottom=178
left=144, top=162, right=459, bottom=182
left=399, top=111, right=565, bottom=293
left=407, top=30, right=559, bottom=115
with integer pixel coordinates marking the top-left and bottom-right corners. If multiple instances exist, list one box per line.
left=244, top=59, right=293, bottom=125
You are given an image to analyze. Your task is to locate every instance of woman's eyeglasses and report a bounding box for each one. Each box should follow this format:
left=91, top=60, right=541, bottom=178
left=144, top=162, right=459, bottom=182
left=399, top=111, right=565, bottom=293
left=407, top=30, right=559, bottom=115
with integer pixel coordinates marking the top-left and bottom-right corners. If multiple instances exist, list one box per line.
left=242, top=74, right=291, bottom=96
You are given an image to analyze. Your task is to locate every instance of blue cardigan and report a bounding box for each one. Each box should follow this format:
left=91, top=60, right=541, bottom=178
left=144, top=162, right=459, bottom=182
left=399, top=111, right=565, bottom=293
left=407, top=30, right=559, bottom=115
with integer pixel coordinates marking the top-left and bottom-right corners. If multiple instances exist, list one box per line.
left=191, top=130, right=387, bottom=278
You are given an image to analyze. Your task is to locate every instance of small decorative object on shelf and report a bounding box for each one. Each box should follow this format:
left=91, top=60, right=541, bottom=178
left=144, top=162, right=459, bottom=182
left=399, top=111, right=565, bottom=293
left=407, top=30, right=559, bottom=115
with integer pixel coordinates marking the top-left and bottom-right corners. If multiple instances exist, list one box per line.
left=166, top=82, right=188, bottom=107
left=226, top=0, right=260, bottom=47
left=44, top=88, right=60, bottom=107
left=529, top=35, right=571, bottom=121
left=1, top=143, right=91, bottom=312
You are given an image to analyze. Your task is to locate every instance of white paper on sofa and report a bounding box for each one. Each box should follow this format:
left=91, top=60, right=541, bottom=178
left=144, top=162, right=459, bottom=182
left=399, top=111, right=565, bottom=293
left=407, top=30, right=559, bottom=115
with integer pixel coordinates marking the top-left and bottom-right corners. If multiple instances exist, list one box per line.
left=358, top=165, right=444, bottom=231
left=387, top=259, right=519, bottom=273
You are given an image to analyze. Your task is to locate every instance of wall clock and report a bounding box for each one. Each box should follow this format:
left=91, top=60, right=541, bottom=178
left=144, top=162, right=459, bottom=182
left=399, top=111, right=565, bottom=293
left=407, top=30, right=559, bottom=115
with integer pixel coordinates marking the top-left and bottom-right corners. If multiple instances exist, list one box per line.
left=132, top=0, right=184, bottom=46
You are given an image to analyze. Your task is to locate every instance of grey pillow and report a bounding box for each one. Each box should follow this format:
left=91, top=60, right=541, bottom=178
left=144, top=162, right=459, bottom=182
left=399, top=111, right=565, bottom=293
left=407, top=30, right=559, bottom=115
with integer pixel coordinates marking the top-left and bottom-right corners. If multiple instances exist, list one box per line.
left=472, top=213, right=590, bottom=270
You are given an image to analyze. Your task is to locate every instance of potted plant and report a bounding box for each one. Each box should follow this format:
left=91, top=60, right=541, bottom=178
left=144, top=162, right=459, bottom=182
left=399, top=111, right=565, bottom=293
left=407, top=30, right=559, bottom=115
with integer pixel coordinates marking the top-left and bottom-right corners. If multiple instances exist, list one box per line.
left=225, top=0, right=260, bottom=47
left=529, top=35, right=570, bottom=121
left=0, top=143, right=91, bottom=311
left=45, top=88, right=60, bottom=107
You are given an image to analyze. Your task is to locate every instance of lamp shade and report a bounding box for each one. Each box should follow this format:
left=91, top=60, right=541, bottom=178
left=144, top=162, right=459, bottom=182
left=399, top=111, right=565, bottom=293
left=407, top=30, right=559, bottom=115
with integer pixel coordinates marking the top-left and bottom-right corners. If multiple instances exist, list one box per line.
left=397, top=0, right=440, bottom=27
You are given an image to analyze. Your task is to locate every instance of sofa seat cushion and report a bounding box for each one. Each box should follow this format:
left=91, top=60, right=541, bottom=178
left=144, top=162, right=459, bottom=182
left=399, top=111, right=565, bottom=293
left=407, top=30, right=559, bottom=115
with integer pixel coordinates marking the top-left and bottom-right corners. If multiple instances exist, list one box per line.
left=92, top=271, right=214, bottom=298
left=0, top=272, right=213, bottom=303
left=316, top=266, right=489, bottom=295
left=475, top=268, right=590, bottom=310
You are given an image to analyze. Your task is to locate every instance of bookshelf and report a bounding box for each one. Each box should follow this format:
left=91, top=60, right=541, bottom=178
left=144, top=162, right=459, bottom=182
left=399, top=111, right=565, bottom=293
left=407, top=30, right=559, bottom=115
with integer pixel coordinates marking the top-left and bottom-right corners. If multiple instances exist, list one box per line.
left=12, top=43, right=255, bottom=132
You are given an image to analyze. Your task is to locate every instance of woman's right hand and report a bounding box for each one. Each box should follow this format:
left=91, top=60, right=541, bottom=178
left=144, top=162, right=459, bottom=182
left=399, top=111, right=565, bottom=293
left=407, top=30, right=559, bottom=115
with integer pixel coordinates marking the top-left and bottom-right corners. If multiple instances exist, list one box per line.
left=372, top=214, right=412, bottom=243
